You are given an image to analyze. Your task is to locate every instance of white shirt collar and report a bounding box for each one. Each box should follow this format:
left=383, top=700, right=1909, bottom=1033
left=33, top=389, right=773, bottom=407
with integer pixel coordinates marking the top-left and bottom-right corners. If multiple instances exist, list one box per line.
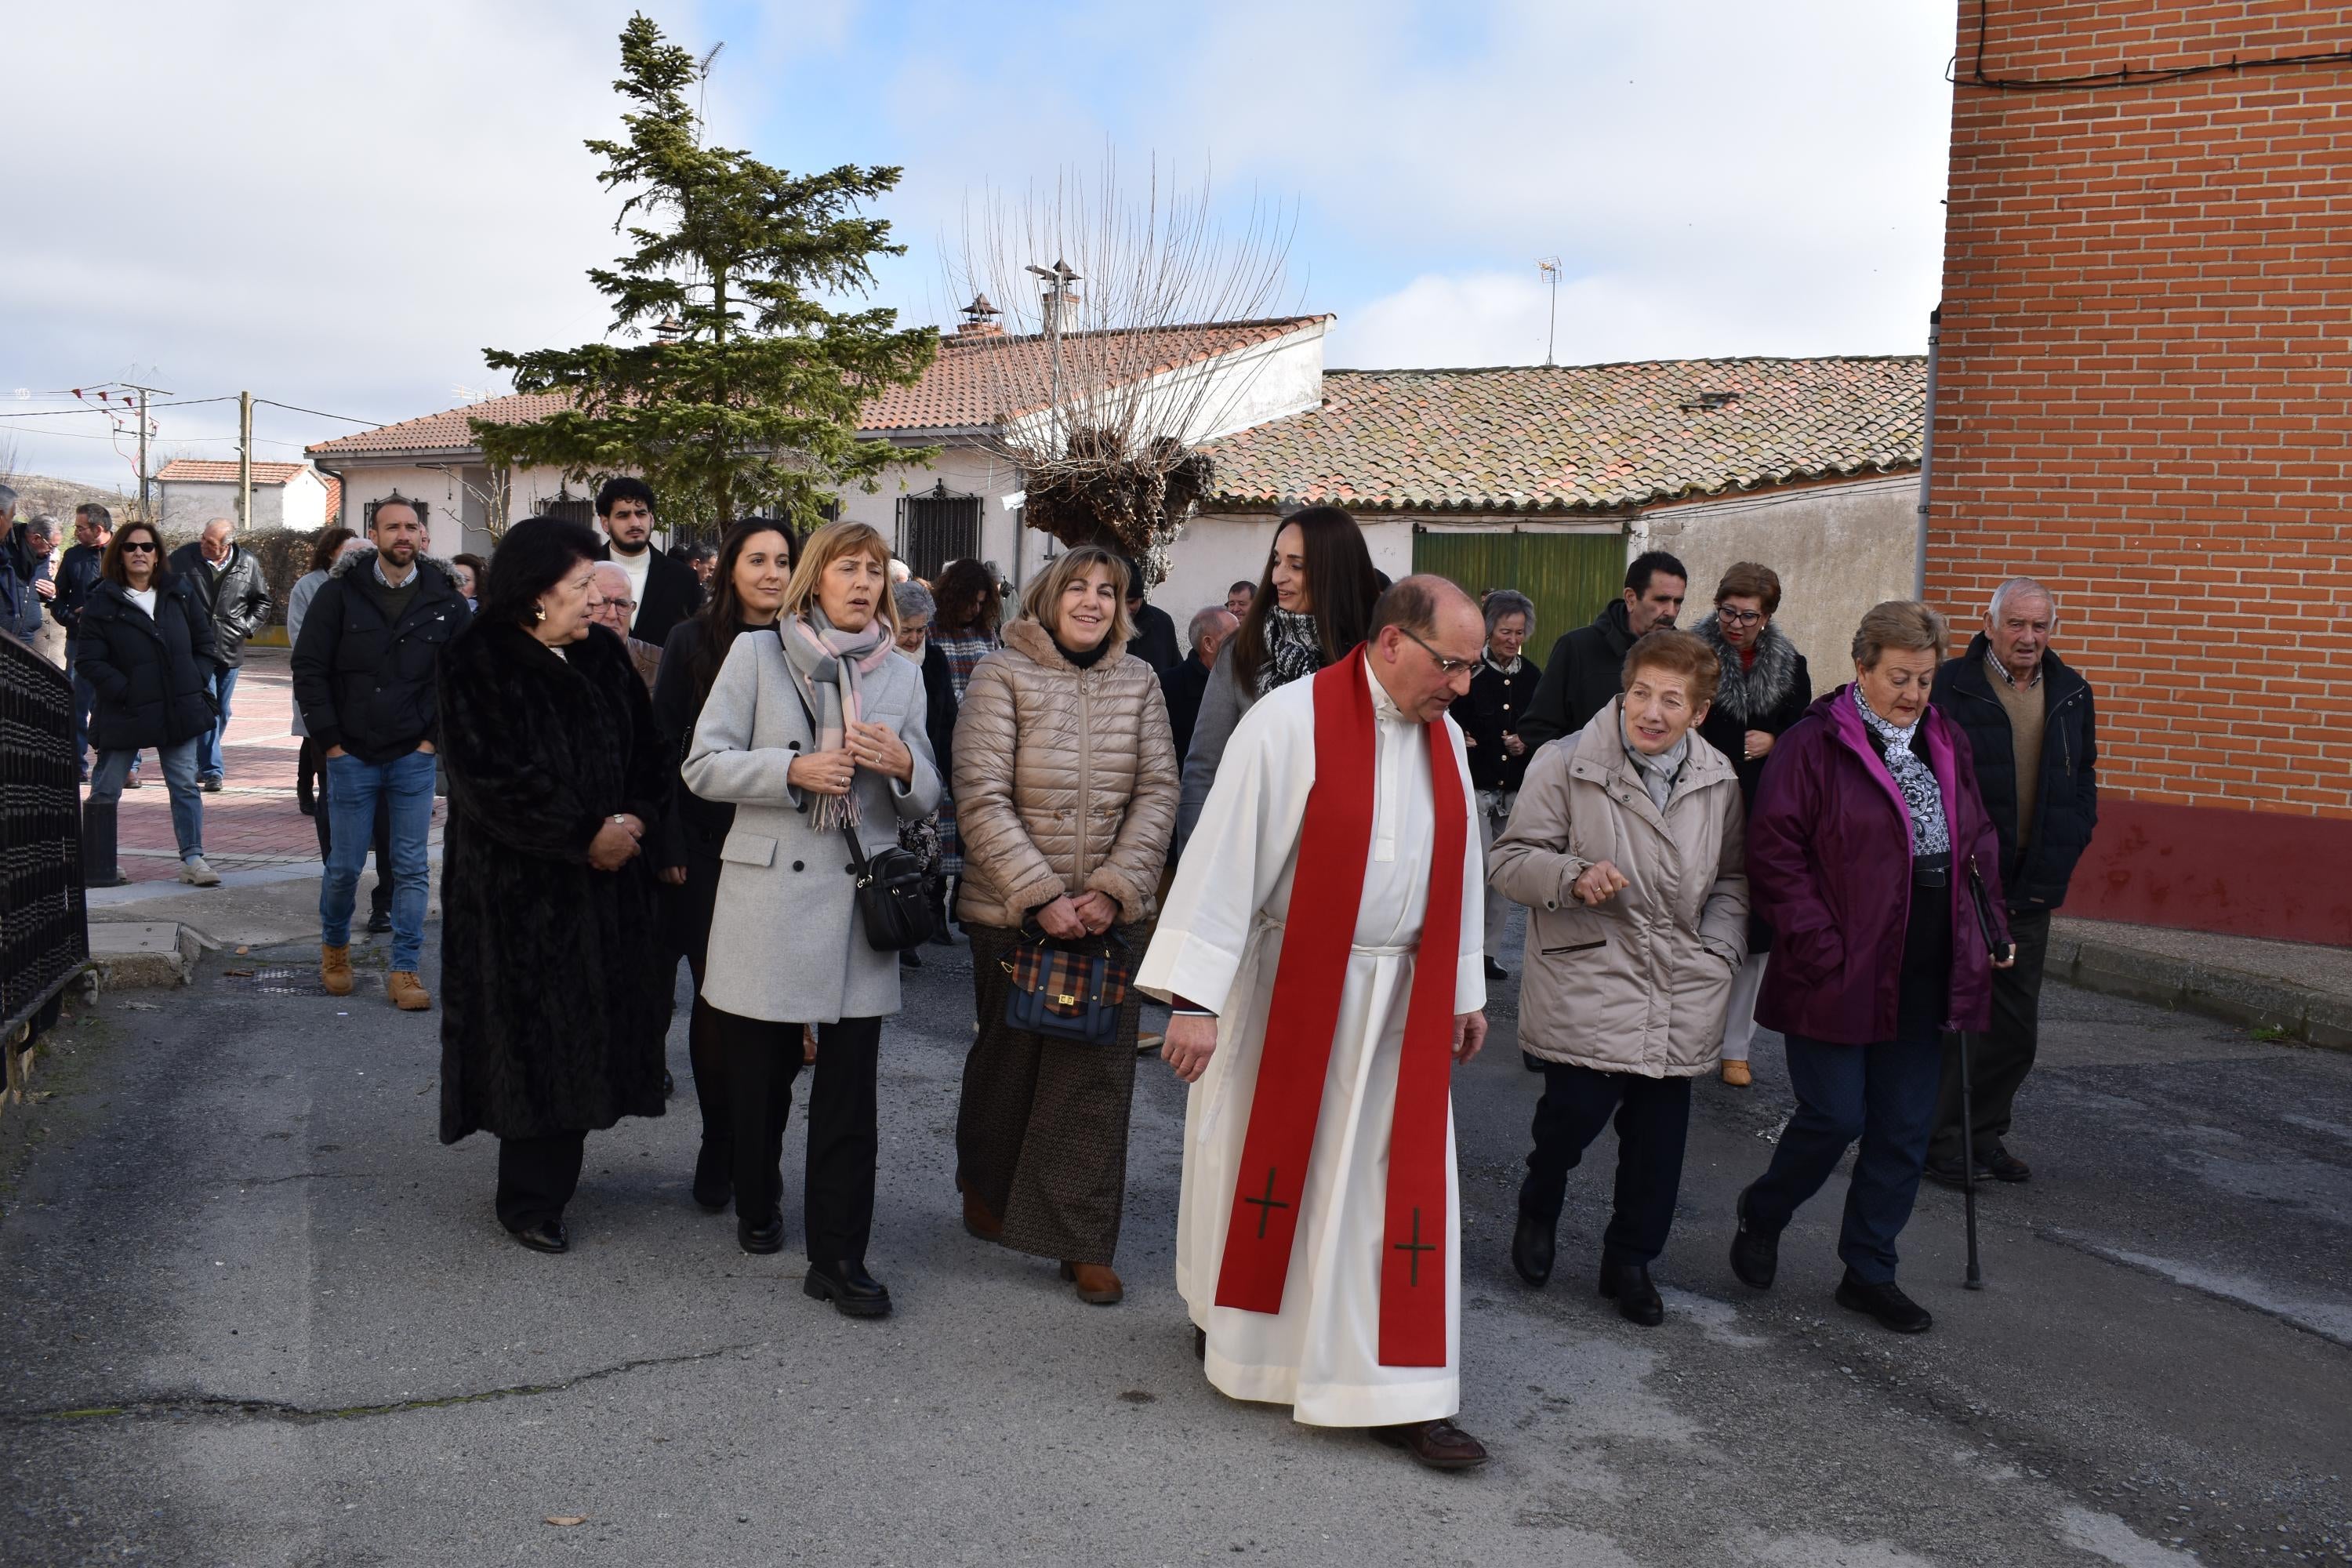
left=1363, top=651, right=1410, bottom=726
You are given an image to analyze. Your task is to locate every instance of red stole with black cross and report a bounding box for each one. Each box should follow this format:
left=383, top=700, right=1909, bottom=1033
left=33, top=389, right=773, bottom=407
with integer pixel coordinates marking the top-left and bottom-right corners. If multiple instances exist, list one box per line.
left=1212, top=652, right=1466, bottom=1367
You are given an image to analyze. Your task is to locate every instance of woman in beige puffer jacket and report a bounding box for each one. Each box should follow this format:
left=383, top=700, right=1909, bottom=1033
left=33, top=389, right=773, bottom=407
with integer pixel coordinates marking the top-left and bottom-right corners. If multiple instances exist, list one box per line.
left=951, top=546, right=1178, bottom=1305
left=1486, top=629, right=1748, bottom=1327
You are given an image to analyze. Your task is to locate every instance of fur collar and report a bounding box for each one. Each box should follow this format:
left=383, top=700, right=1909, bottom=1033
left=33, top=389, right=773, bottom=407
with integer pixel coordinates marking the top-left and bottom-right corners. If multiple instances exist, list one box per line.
left=330, top=543, right=460, bottom=590
left=1693, top=611, right=1802, bottom=724
left=1002, top=615, right=1129, bottom=672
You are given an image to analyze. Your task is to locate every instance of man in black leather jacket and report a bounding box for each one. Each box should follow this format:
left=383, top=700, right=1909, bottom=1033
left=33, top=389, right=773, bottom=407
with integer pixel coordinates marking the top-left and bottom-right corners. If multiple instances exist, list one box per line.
left=55, top=504, right=112, bottom=778
left=1926, top=577, right=2098, bottom=1188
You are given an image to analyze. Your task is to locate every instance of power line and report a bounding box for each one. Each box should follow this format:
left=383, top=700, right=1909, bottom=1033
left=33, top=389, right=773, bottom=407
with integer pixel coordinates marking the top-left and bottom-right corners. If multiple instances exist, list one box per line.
left=0, top=395, right=237, bottom=419
left=255, top=399, right=388, bottom=427
left=1961, top=0, right=2352, bottom=92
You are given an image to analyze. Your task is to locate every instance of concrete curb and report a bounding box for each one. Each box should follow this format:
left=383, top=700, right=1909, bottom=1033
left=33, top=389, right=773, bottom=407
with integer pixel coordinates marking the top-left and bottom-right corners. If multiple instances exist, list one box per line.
left=85, top=921, right=200, bottom=990
left=2050, top=931, right=2352, bottom=1051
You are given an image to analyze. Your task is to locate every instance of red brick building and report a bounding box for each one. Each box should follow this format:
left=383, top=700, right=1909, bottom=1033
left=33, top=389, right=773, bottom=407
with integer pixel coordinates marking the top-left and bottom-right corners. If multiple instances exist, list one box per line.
left=1928, top=0, right=2352, bottom=944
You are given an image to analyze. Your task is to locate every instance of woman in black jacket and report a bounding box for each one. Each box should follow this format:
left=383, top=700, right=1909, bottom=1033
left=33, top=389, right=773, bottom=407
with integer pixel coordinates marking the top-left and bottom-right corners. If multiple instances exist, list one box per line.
left=1460, top=589, right=1542, bottom=982
left=887, top=575, right=961, bottom=968
left=1692, top=561, right=1813, bottom=1087
left=651, top=518, right=796, bottom=1212
left=74, top=521, right=220, bottom=887
left=437, top=517, right=674, bottom=1254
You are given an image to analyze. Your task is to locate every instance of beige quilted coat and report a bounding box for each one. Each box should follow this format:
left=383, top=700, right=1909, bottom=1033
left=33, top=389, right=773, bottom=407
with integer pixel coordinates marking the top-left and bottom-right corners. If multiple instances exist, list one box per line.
left=953, top=617, right=1180, bottom=930
left=1488, top=700, right=1751, bottom=1076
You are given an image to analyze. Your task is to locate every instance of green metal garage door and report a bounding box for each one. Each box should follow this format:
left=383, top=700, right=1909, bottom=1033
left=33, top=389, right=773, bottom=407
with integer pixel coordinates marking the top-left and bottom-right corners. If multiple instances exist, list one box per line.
left=1410, top=527, right=1625, bottom=652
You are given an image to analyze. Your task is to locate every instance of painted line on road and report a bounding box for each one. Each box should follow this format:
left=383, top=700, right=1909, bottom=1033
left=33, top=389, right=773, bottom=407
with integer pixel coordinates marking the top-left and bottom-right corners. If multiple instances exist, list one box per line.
left=2039, top=1227, right=2352, bottom=1348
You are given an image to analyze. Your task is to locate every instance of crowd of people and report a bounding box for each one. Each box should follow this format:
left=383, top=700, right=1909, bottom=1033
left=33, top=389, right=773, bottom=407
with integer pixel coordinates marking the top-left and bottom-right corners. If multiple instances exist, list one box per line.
left=1, top=478, right=2100, bottom=1476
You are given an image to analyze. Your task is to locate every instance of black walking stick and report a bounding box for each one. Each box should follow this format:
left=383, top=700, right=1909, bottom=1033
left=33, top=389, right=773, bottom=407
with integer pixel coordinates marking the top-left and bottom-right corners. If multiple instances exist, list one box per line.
left=1960, top=861, right=2012, bottom=1291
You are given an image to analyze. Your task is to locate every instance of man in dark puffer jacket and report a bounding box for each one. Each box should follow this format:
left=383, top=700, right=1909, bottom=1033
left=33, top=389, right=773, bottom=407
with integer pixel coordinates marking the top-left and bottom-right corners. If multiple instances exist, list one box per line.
left=293, top=499, right=469, bottom=1012
left=1926, top=577, right=2098, bottom=1188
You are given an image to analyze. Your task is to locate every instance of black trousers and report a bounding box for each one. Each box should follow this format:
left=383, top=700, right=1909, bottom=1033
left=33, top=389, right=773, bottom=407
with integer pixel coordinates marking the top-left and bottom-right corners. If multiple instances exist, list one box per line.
left=314, top=756, right=397, bottom=914
left=709, top=1007, right=883, bottom=1266
left=1930, top=906, right=2053, bottom=1167
left=1518, top=1058, right=1693, bottom=1267
left=659, top=852, right=728, bottom=1178
left=495, top=1131, right=586, bottom=1232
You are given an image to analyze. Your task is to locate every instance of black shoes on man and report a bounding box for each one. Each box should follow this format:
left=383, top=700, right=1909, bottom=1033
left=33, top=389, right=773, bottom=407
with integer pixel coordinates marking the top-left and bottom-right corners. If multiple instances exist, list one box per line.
left=738, top=1214, right=784, bottom=1255
left=1925, top=1144, right=2033, bottom=1189
left=1510, top=1210, right=1555, bottom=1286
left=507, top=1219, right=568, bottom=1254
left=1598, top=1261, right=1664, bottom=1327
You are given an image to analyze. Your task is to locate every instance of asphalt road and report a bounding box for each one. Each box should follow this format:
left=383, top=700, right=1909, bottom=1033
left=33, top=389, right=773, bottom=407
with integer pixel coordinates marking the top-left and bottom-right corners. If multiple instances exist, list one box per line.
left=3, top=906, right=2348, bottom=1567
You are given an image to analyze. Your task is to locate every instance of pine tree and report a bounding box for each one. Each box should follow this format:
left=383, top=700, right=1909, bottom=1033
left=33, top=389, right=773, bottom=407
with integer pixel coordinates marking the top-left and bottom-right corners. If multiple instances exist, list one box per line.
left=476, top=13, right=938, bottom=533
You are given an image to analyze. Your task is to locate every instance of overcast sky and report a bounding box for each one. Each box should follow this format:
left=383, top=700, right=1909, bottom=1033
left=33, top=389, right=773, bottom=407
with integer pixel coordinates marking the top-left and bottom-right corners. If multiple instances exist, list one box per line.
left=1, top=0, right=1956, bottom=493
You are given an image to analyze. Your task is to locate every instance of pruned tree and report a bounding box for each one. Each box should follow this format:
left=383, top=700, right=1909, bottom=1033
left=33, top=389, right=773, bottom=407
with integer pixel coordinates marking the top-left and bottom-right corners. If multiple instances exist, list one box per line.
left=477, top=13, right=939, bottom=535
left=949, top=159, right=1294, bottom=583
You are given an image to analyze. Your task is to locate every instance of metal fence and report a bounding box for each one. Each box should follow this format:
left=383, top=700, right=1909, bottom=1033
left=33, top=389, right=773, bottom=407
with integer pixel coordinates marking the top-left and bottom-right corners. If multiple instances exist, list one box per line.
left=0, top=634, right=87, bottom=1042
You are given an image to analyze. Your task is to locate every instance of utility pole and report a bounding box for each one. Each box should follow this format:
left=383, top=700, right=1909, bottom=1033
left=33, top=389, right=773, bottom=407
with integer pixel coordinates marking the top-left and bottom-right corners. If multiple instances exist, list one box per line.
left=238, top=390, right=253, bottom=531
left=121, top=381, right=172, bottom=523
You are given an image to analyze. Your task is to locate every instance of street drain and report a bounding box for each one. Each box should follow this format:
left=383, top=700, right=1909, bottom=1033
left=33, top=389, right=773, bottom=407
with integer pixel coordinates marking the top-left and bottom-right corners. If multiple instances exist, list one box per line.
left=219, top=967, right=379, bottom=997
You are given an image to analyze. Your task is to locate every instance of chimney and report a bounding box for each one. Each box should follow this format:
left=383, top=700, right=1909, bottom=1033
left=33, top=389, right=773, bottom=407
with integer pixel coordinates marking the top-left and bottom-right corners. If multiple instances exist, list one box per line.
left=957, top=293, right=1004, bottom=339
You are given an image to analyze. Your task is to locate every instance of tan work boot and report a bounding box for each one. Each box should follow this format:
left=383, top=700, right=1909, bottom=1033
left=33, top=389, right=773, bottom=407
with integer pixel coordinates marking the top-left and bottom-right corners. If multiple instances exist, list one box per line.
left=1721, top=1059, right=1752, bottom=1088
left=387, top=971, right=432, bottom=1011
left=321, top=943, right=354, bottom=997
left=1060, top=1261, right=1123, bottom=1305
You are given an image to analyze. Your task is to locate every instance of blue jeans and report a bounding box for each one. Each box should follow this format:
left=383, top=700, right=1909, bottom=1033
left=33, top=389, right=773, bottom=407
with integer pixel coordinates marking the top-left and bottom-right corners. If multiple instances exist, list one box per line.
left=87, top=740, right=205, bottom=861
left=1746, top=1026, right=1944, bottom=1284
left=198, top=664, right=239, bottom=780
left=320, top=748, right=435, bottom=971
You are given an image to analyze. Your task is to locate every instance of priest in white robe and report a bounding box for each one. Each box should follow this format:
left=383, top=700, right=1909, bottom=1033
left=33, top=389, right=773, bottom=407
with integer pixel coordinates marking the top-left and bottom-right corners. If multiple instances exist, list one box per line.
left=1140, top=575, right=1493, bottom=1471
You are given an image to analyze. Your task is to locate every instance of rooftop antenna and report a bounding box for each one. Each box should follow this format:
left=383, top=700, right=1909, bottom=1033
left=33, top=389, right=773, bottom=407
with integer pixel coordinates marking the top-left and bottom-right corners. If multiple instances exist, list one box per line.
left=1536, top=257, right=1561, bottom=366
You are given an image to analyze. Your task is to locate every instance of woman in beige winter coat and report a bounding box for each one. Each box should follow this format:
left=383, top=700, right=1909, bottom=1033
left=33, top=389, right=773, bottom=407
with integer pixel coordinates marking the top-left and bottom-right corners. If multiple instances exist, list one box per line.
left=1487, top=629, right=1748, bottom=1328
left=952, top=545, right=1180, bottom=1305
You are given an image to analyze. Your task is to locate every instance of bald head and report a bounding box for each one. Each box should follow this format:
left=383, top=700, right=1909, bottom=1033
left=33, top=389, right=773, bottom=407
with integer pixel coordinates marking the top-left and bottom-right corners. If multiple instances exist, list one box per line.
left=587, top=561, right=636, bottom=636
left=200, top=517, right=234, bottom=564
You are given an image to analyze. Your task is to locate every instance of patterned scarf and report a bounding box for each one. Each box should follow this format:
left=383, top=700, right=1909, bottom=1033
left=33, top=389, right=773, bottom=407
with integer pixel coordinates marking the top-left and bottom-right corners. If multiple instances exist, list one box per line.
left=1850, top=684, right=1950, bottom=857
left=779, top=608, right=895, bottom=829
left=1258, top=605, right=1326, bottom=697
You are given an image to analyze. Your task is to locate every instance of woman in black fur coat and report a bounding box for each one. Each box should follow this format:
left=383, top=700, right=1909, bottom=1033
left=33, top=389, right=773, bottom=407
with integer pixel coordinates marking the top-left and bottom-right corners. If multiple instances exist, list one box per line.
left=436, top=517, right=673, bottom=1254
left=1693, top=561, right=1813, bottom=1088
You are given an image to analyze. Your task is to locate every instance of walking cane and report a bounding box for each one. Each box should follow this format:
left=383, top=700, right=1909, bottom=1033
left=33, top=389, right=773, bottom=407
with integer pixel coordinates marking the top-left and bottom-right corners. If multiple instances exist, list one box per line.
left=1960, top=861, right=2010, bottom=1292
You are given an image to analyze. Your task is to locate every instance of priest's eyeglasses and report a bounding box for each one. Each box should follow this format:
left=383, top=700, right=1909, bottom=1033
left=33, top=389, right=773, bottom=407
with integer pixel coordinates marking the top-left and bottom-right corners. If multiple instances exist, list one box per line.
left=1399, top=626, right=1475, bottom=677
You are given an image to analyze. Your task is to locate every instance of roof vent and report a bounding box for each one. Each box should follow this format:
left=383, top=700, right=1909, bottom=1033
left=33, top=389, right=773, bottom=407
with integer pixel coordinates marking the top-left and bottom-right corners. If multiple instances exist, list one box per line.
left=1682, top=390, right=1740, bottom=412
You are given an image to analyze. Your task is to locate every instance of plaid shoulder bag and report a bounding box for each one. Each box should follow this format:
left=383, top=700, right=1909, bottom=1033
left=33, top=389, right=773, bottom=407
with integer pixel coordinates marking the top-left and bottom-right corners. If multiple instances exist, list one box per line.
left=1002, top=926, right=1137, bottom=1046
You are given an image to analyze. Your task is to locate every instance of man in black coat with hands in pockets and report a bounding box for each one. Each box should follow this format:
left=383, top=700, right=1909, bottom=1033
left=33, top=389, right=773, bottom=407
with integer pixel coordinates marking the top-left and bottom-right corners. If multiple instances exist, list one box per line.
left=1926, top=576, right=2097, bottom=1188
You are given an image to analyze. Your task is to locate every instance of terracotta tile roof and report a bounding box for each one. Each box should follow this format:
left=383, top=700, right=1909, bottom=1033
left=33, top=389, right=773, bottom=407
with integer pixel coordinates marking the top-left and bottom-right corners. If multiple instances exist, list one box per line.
left=305, top=392, right=572, bottom=458
left=306, top=317, right=1330, bottom=458
left=154, top=459, right=318, bottom=485
left=1202, top=357, right=1927, bottom=515
left=320, top=474, right=342, bottom=523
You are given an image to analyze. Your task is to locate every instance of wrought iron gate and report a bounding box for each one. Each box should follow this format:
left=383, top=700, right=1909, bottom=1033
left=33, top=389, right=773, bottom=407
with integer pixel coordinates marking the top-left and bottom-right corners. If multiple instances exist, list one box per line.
left=1, top=634, right=87, bottom=1041
left=895, top=484, right=982, bottom=582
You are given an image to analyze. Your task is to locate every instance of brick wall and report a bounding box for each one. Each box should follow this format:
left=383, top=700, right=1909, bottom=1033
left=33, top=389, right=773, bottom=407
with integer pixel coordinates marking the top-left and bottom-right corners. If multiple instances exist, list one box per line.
left=1929, top=1, right=2352, bottom=942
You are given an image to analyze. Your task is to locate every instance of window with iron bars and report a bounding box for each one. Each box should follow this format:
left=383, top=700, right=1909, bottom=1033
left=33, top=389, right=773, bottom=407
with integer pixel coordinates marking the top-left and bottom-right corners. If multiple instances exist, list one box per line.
left=895, top=484, right=982, bottom=582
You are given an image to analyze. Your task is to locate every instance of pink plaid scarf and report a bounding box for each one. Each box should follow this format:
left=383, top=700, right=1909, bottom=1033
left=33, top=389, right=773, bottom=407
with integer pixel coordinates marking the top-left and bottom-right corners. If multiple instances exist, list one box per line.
left=779, top=610, right=896, bottom=829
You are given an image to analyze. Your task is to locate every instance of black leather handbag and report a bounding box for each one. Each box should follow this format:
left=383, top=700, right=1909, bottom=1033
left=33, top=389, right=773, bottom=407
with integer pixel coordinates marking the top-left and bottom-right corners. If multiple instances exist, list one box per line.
left=845, top=825, right=936, bottom=953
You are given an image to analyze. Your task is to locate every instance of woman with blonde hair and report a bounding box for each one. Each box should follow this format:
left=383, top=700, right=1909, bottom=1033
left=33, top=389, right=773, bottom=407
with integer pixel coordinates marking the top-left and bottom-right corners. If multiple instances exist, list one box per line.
left=685, top=521, right=942, bottom=1316
left=951, top=545, right=1179, bottom=1305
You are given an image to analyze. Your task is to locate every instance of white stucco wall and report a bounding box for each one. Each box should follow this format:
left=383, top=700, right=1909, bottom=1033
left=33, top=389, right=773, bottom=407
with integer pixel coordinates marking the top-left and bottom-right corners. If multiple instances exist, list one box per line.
left=325, top=461, right=583, bottom=558
left=158, top=469, right=333, bottom=533
left=1638, top=472, right=1920, bottom=680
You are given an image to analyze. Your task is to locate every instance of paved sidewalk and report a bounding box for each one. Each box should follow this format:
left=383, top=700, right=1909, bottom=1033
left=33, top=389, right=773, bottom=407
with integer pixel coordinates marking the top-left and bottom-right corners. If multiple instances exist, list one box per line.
left=89, top=648, right=444, bottom=884
left=2053, top=914, right=2352, bottom=1050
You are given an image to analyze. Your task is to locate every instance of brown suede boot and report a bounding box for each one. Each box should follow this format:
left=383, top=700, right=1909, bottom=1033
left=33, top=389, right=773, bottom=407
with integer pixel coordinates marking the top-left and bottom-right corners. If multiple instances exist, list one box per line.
left=961, top=1189, right=1003, bottom=1242
left=1060, top=1261, right=1123, bottom=1305
left=321, top=943, right=354, bottom=997
left=387, top=971, right=432, bottom=1011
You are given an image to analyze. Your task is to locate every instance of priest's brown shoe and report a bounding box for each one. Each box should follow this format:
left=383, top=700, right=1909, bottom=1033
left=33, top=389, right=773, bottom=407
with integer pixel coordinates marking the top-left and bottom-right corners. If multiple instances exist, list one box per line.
left=1372, top=1418, right=1490, bottom=1472
left=320, top=943, right=354, bottom=997
left=1720, top=1059, right=1751, bottom=1087
left=1059, top=1261, right=1123, bottom=1305
left=961, top=1189, right=1003, bottom=1241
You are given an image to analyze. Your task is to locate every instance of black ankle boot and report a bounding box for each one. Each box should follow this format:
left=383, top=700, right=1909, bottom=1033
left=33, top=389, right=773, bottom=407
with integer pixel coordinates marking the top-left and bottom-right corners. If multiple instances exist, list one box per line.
left=1730, top=1183, right=1781, bottom=1290
left=804, top=1259, right=891, bottom=1318
left=1835, top=1272, right=1933, bottom=1334
left=737, top=1212, right=784, bottom=1254
left=691, top=1142, right=732, bottom=1212
left=1511, top=1208, right=1555, bottom=1287
left=1599, top=1259, right=1664, bottom=1327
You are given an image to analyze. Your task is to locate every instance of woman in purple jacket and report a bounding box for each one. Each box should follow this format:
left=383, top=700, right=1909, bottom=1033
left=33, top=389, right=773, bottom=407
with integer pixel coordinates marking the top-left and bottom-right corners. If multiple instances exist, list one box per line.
left=1727, top=601, right=2013, bottom=1334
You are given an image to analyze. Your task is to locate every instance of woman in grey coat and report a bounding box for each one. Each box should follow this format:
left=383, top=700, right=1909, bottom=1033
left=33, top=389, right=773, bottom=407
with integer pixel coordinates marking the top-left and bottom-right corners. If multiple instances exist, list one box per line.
left=684, top=521, right=941, bottom=1317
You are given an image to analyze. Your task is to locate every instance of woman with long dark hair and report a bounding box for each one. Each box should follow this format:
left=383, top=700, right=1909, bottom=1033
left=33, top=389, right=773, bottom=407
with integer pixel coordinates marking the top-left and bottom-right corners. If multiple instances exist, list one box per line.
left=75, top=519, right=220, bottom=886
left=436, top=517, right=673, bottom=1253
left=1174, top=505, right=1381, bottom=847
left=684, top=521, right=942, bottom=1315
left=652, top=517, right=797, bottom=1210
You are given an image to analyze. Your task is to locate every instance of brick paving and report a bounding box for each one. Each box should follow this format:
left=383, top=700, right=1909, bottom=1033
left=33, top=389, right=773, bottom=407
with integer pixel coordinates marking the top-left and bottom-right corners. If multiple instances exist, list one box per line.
left=89, top=647, right=445, bottom=883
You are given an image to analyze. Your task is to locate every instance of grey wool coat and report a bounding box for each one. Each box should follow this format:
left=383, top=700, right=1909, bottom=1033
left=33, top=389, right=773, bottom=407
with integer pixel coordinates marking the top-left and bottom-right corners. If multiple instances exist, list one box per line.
left=685, top=627, right=942, bottom=1024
